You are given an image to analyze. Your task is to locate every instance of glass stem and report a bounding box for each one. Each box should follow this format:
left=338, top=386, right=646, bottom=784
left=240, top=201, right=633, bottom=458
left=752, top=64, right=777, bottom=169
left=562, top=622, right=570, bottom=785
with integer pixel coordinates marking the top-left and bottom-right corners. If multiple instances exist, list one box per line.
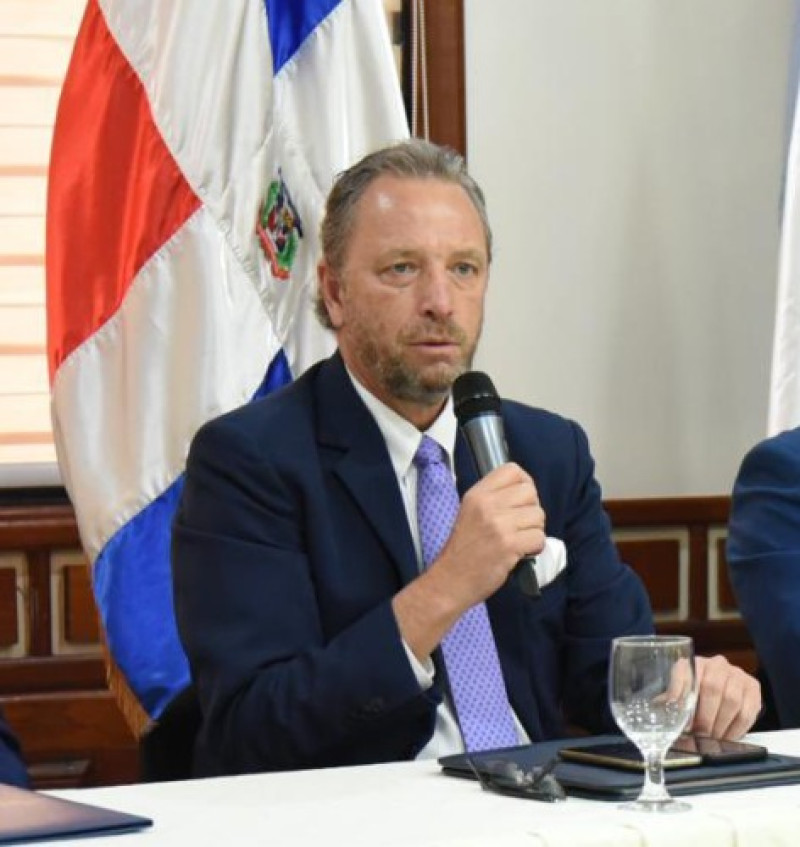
left=639, top=750, right=670, bottom=804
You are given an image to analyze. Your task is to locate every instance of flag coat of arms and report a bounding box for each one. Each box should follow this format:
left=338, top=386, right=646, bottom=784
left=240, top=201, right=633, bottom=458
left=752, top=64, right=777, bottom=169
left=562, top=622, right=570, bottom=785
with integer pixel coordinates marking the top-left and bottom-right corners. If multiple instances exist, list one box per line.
left=46, top=0, right=408, bottom=729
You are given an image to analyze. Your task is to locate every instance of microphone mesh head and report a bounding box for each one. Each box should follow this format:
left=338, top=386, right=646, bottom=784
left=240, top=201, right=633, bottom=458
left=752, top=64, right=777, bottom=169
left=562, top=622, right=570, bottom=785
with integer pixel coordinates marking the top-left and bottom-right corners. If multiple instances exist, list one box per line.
left=453, top=371, right=502, bottom=422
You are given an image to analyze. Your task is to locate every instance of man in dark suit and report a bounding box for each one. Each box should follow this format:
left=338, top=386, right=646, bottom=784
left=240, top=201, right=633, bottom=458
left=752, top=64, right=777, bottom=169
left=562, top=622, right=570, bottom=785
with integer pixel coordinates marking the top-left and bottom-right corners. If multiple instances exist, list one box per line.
left=172, top=139, right=761, bottom=777
left=728, top=426, right=800, bottom=727
left=0, top=706, right=28, bottom=786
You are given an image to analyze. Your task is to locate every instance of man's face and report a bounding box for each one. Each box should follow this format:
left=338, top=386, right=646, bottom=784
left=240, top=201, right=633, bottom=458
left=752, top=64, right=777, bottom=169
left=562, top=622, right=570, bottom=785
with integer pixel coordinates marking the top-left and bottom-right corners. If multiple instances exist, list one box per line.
left=319, top=175, right=489, bottom=427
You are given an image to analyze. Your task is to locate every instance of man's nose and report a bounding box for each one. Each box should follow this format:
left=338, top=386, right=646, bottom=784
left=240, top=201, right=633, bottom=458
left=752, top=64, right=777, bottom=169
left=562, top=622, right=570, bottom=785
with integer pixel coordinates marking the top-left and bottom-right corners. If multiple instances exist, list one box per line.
left=419, top=265, right=454, bottom=317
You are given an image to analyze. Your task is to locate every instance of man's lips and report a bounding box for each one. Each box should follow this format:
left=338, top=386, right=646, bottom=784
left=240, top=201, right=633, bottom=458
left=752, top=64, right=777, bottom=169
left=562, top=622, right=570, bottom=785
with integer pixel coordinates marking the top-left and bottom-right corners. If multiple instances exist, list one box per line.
left=411, top=341, right=460, bottom=356
left=410, top=338, right=459, bottom=346
left=408, top=341, right=462, bottom=365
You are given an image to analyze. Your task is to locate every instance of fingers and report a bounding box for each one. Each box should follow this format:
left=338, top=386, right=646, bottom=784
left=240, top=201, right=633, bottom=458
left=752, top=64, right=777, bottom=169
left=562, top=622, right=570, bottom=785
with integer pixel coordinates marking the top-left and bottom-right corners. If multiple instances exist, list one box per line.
left=430, top=463, right=545, bottom=607
left=690, top=655, right=762, bottom=739
left=472, top=463, right=542, bottom=521
left=477, top=461, right=535, bottom=492
left=396, top=464, right=547, bottom=658
left=462, top=463, right=546, bottom=559
left=663, top=657, right=694, bottom=705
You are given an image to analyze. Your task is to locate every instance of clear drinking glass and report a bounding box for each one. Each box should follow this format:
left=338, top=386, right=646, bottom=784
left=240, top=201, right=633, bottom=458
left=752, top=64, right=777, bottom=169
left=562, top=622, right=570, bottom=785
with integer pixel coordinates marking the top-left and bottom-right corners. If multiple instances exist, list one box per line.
left=609, top=635, right=697, bottom=812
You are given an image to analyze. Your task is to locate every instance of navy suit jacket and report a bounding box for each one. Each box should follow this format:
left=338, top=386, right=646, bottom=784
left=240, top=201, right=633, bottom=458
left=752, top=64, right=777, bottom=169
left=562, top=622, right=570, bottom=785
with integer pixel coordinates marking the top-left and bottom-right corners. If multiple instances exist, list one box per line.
left=728, top=427, right=800, bottom=727
left=0, top=707, right=28, bottom=787
left=172, top=353, right=652, bottom=776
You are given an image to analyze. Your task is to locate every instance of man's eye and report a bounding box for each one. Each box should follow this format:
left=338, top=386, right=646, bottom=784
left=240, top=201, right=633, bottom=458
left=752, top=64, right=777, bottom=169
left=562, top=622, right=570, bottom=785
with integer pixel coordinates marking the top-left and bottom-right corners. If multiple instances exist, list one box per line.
left=390, top=262, right=415, bottom=274
left=452, top=262, right=478, bottom=277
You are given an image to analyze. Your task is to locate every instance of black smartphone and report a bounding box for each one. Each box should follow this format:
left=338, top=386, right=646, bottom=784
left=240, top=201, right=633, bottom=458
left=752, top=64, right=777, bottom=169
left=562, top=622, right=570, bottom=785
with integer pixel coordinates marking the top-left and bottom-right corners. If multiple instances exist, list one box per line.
left=559, top=741, right=702, bottom=771
left=670, top=734, right=768, bottom=765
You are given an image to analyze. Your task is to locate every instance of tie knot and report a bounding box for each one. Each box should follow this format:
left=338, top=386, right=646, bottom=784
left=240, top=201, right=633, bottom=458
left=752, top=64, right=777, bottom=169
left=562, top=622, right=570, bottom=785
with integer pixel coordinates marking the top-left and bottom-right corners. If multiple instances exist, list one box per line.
left=414, top=435, right=446, bottom=469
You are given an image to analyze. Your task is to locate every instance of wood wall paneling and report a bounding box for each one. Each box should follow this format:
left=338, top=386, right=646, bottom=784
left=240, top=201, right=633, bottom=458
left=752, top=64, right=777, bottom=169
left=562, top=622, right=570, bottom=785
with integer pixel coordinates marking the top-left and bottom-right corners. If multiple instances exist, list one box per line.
left=0, top=503, right=138, bottom=788
left=419, top=0, right=466, bottom=155
left=606, top=497, right=756, bottom=675
left=0, top=494, right=756, bottom=787
left=0, top=563, right=19, bottom=648
left=614, top=532, right=685, bottom=620
left=0, top=655, right=106, bottom=696
left=710, top=529, right=739, bottom=617
left=26, top=549, right=51, bottom=656
left=3, top=691, right=135, bottom=788
left=62, top=562, right=100, bottom=645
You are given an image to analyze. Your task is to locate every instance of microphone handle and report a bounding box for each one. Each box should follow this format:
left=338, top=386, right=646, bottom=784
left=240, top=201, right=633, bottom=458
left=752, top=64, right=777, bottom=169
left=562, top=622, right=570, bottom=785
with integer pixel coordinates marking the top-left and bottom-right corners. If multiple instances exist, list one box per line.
left=460, top=416, right=541, bottom=599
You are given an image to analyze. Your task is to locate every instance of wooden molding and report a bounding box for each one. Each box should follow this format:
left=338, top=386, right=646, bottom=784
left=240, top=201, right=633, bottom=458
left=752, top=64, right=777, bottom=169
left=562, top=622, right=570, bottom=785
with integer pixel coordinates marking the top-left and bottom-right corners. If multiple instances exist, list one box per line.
left=0, top=504, right=80, bottom=548
left=421, top=0, right=466, bottom=155
left=0, top=656, right=107, bottom=695
left=605, top=495, right=729, bottom=525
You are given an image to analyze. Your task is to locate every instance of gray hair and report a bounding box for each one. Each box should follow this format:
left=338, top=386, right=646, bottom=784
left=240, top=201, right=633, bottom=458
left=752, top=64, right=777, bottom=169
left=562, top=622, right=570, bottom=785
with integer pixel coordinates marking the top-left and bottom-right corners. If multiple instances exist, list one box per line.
left=315, top=138, right=493, bottom=329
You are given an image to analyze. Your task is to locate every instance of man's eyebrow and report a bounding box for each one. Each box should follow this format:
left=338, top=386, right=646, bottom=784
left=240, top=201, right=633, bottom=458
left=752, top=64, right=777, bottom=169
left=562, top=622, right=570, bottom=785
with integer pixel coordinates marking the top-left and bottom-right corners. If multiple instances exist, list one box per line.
left=451, top=248, right=487, bottom=262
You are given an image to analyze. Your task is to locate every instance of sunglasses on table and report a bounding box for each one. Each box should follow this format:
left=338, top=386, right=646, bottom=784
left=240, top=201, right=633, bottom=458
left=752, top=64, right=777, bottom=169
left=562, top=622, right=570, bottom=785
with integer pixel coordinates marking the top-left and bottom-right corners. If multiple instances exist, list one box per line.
left=466, top=755, right=567, bottom=803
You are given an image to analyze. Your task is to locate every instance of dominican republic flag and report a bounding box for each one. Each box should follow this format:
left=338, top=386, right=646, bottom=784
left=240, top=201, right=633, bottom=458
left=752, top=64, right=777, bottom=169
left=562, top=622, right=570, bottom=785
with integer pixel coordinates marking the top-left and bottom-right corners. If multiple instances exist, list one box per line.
left=46, top=0, right=408, bottom=727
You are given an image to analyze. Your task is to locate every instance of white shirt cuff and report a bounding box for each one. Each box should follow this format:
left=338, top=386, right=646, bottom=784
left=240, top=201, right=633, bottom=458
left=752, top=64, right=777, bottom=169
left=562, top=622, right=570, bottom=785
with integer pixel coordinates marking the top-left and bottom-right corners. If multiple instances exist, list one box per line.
left=402, top=640, right=435, bottom=690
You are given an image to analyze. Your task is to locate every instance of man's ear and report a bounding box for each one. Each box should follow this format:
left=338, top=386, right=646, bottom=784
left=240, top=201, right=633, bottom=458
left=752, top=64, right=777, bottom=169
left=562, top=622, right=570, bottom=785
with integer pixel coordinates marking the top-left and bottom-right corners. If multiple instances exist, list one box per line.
left=317, top=261, right=345, bottom=329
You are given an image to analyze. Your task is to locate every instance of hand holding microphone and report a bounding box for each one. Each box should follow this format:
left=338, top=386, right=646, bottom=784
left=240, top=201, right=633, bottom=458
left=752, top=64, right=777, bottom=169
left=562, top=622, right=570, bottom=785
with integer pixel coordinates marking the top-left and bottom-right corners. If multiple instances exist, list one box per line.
left=453, top=371, right=542, bottom=598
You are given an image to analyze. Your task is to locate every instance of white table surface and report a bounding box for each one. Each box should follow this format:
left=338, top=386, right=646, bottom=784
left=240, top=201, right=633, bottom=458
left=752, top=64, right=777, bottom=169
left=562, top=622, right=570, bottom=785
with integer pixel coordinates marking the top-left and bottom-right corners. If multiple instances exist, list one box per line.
left=43, top=730, right=800, bottom=846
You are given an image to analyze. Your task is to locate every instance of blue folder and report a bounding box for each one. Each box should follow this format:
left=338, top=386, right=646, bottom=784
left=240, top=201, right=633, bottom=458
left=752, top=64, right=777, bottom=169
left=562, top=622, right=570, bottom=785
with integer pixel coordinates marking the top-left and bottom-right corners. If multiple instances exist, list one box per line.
left=0, top=783, right=152, bottom=843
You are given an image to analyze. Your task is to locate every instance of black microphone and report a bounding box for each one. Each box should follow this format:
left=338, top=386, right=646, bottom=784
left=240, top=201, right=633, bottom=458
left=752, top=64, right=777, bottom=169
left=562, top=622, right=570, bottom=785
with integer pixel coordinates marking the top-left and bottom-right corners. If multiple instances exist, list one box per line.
left=452, top=371, right=541, bottom=598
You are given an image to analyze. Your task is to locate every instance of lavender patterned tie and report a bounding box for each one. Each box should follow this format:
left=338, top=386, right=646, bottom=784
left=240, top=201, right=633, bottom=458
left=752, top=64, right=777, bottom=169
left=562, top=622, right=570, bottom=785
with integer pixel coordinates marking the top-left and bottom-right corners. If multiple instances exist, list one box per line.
left=414, top=435, right=518, bottom=752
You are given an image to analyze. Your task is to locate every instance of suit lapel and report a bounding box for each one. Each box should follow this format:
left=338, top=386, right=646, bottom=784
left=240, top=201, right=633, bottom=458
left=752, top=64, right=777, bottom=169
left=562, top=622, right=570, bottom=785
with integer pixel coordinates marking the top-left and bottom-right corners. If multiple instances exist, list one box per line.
left=314, top=355, right=419, bottom=586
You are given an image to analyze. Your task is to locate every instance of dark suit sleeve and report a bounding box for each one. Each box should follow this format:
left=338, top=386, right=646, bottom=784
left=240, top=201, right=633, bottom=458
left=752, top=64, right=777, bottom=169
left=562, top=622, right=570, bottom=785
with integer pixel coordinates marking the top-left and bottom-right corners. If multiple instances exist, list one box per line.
left=727, top=430, right=800, bottom=727
left=502, top=406, right=653, bottom=737
left=0, top=708, right=28, bottom=787
left=555, top=419, right=654, bottom=733
left=172, top=414, right=432, bottom=775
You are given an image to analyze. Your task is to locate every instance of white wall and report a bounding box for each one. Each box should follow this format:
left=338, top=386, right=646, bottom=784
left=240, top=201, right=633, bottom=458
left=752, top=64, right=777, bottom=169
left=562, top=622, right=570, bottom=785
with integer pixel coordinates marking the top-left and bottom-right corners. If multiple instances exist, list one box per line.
left=465, top=0, right=795, bottom=497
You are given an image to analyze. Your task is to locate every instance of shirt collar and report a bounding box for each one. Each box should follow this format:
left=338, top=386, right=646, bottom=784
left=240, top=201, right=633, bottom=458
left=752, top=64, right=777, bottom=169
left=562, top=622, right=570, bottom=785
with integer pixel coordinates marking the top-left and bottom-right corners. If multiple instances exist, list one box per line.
left=345, top=367, right=458, bottom=479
